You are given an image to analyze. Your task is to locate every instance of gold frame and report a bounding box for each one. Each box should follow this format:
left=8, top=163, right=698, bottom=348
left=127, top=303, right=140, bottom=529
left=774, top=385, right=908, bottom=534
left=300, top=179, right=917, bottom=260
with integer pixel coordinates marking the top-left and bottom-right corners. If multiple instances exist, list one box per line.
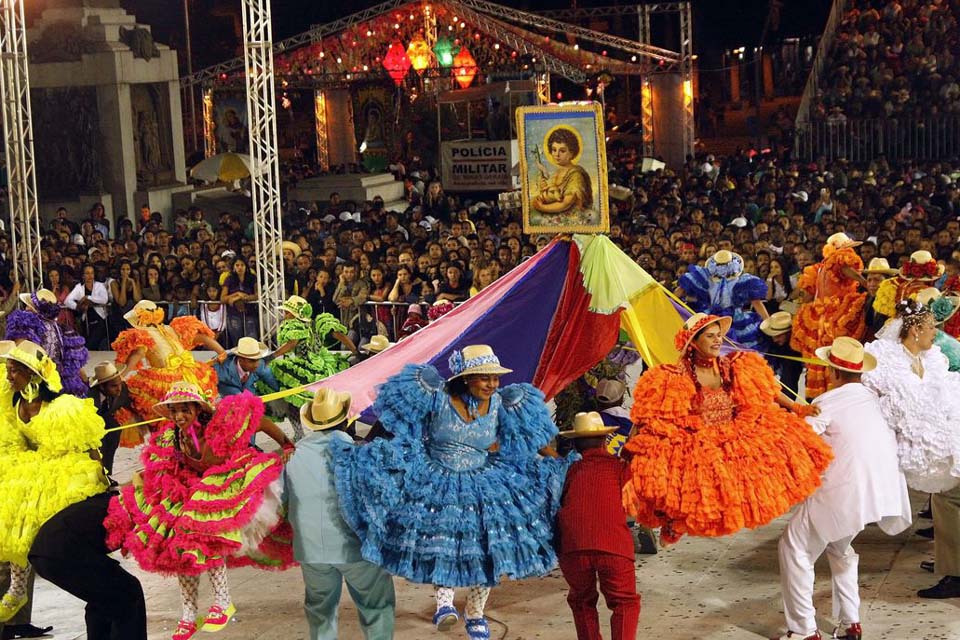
left=516, top=103, right=609, bottom=235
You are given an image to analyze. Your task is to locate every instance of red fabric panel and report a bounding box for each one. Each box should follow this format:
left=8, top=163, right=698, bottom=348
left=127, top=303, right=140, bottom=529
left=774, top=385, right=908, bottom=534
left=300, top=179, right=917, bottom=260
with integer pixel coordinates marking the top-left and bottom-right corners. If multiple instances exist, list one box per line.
left=533, top=242, right=622, bottom=399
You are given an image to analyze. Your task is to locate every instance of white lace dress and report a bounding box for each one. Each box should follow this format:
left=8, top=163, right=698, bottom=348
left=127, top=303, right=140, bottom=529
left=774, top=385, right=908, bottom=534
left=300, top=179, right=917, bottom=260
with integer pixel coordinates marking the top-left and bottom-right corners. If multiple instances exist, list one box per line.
left=863, top=337, right=960, bottom=493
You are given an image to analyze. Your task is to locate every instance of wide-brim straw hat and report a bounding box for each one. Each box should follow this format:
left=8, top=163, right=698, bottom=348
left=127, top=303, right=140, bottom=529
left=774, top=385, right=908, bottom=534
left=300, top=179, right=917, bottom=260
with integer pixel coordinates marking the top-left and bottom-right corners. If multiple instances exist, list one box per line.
left=123, top=299, right=162, bottom=325
left=863, top=257, right=897, bottom=275
left=278, top=295, right=312, bottom=322
left=815, top=336, right=877, bottom=374
left=916, top=287, right=960, bottom=325
left=559, top=411, right=617, bottom=438
left=596, top=379, right=626, bottom=404
left=300, top=388, right=351, bottom=431
left=360, top=334, right=393, bottom=354
left=899, top=250, right=945, bottom=280
left=19, top=288, right=57, bottom=311
left=153, top=381, right=215, bottom=419
left=826, top=232, right=862, bottom=250
left=88, top=360, right=128, bottom=387
left=760, top=310, right=794, bottom=337
left=229, top=336, right=272, bottom=360
left=448, top=344, right=512, bottom=380
left=675, top=313, right=733, bottom=354
left=281, top=240, right=302, bottom=259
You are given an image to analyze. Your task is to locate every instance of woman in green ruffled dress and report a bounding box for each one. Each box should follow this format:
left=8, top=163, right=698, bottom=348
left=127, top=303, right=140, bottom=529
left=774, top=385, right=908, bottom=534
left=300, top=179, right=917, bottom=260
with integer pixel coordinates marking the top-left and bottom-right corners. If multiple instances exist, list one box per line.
left=263, top=296, right=356, bottom=439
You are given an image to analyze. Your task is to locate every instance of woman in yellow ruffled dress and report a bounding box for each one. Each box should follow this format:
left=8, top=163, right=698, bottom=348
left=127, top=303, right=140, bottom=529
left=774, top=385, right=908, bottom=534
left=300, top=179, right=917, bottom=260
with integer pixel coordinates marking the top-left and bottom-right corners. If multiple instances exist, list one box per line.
left=0, top=340, right=107, bottom=622
left=113, top=300, right=225, bottom=421
left=791, top=233, right=868, bottom=399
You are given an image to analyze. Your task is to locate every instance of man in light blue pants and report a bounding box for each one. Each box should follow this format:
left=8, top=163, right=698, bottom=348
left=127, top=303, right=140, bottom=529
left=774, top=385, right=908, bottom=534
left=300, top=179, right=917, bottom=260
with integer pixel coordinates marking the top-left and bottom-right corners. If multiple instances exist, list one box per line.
left=282, top=388, right=395, bottom=640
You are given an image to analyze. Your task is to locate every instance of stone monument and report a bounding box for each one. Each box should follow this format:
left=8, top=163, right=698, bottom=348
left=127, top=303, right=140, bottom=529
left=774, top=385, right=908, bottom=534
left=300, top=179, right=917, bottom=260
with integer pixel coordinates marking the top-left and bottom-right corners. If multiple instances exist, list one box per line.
left=28, top=0, right=190, bottom=226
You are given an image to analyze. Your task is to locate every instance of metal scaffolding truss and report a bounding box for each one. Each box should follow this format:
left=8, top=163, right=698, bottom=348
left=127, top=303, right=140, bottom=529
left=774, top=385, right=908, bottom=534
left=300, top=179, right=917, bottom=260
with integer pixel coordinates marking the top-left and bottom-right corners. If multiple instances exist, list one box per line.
left=183, top=0, right=681, bottom=88
left=534, top=5, right=643, bottom=20
left=455, top=0, right=680, bottom=66
left=0, top=0, right=42, bottom=291
left=448, top=2, right=587, bottom=82
left=241, top=0, right=286, bottom=345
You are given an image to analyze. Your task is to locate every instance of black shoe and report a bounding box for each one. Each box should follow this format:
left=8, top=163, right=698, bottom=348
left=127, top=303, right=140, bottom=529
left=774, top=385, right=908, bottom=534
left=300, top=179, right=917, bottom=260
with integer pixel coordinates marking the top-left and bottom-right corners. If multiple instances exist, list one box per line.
left=921, top=560, right=935, bottom=573
left=1, top=624, right=54, bottom=639
left=918, top=507, right=933, bottom=519
left=918, top=575, right=960, bottom=599
left=916, top=526, right=935, bottom=539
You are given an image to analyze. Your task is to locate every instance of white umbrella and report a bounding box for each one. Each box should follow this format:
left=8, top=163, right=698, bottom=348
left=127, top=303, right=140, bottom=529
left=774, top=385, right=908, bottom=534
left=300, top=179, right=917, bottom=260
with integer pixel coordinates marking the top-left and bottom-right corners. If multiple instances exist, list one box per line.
left=190, top=153, right=262, bottom=183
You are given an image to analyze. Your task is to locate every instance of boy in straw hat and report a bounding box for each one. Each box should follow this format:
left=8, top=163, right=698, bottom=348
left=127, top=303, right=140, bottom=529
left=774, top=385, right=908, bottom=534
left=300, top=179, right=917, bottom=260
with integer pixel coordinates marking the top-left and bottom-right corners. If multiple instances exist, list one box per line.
left=213, top=336, right=279, bottom=398
left=862, top=258, right=897, bottom=341
left=87, top=360, right=141, bottom=479
left=281, top=389, right=395, bottom=639
left=774, top=337, right=911, bottom=640
left=557, top=412, right=640, bottom=640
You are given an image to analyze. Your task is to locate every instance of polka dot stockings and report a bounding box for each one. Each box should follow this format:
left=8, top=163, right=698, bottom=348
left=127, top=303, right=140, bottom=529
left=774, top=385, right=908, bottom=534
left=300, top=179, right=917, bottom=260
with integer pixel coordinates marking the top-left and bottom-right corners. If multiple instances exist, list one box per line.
left=177, top=567, right=231, bottom=622
left=6, top=564, right=29, bottom=599
left=434, top=585, right=491, bottom=618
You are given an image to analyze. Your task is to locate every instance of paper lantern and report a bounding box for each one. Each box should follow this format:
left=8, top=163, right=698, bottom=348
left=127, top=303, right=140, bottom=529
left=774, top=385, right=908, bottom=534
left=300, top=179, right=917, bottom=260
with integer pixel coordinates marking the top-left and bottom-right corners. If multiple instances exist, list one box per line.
left=383, top=41, right=411, bottom=86
left=453, top=46, right=477, bottom=89
left=433, top=38, right=456, bottom=68
left=406, top=35, right=433, bottom=74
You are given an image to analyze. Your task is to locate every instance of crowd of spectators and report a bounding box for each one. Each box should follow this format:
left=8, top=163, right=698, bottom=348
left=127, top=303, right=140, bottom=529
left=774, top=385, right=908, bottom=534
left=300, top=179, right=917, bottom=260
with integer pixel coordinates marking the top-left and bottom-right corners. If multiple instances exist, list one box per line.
left=812, top=0, right=960, bottom=121
left=4, top=140, right=960, bottom=356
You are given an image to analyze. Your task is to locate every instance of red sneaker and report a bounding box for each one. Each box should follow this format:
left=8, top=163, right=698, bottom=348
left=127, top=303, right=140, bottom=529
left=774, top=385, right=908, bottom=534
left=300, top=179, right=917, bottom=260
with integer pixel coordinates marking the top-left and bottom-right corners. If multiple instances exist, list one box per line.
left=833, top=622, right=862, bottom=640
left=201, top=603, right=236, bottom=633
left=171, top=619, right=199, bottom=640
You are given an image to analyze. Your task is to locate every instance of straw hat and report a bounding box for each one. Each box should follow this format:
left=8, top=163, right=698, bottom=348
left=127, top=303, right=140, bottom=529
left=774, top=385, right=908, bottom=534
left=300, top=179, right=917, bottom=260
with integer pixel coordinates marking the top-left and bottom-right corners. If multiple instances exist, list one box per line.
left=559, top=411, right=617, bottom=438
left=88, top=361, right=128, bottom=387
left=760, top=311, right=794, bottom=337
left=448, top=345, right=512, bottom=381
left=900, top=250, right=945, bottom=280
left=862, top=257, right=897, bottom=275
left=815, top=336, right=877, bottom=373
left=123, top=299, right=163, bottom=326
left=915, top=287, right=960, bottom=325
left=230, top=336, right=271, bottom=360
left=0, top=340, right=15, bottom=357
left=281, top=240, right=302, bottom=259
left=1, top=340, right=58, bottom=379
left=596, top=379, right=626, bottom=405
left=300, top=387, right=351, bottom=431
left=19, top=288, right=57, bottom=311
left=360, top=334, right=393, bottom=354
left=674, top=313, right=732, bottom=354
left=279, top=295, right=312, bottom=322
left=706, top=250, right=744, bottom=278
left=826, top=232, right=862, bottom=250
left=153, top=381, right=214, bottom=419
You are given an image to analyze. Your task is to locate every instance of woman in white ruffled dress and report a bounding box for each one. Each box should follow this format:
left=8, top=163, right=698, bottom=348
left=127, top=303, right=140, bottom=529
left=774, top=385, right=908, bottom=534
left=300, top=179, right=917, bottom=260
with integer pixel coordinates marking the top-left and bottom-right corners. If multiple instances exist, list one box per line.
left=863, top=299, right=960, bottom=494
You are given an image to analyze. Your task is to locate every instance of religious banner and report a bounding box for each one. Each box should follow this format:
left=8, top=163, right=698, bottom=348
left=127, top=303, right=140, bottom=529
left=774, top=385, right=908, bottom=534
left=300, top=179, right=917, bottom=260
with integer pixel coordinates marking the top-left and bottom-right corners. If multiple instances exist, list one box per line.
left=440, top=140, right=515, bottom=192
left=516, top=103, right=609, bottom=234
left=210, top=91, right=249, bottom=154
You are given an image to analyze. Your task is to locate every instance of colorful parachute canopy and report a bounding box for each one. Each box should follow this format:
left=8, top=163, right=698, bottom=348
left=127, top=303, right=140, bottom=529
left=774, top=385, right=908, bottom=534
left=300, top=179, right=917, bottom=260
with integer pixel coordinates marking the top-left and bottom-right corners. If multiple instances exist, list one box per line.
left=310, top=235, right=683, bottom=418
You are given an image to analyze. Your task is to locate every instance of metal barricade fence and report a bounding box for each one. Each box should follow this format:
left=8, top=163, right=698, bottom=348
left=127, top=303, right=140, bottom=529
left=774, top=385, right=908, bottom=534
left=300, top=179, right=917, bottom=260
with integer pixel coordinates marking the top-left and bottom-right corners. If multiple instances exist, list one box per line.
left=794, top=116, right=960, bottom=163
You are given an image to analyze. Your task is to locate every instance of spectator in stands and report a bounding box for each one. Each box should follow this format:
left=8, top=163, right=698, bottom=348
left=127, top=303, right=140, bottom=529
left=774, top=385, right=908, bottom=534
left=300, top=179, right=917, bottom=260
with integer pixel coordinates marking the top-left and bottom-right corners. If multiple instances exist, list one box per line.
left=65, top=264, right=109, bottom=350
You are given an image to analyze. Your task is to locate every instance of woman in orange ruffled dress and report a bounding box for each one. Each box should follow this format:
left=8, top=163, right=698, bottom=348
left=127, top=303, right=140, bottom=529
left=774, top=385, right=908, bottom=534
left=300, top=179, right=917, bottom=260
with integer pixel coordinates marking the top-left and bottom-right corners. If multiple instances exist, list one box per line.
left=622, top=313, right=833, bottom=545
left=790, top=233, right=868, bottom=399
left=113, top=300, right=225, bottom=420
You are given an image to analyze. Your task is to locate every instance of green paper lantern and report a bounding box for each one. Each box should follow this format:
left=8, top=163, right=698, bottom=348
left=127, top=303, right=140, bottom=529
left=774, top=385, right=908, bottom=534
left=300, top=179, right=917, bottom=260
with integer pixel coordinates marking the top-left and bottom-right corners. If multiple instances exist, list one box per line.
left=433, top=38, right=456, bottom=68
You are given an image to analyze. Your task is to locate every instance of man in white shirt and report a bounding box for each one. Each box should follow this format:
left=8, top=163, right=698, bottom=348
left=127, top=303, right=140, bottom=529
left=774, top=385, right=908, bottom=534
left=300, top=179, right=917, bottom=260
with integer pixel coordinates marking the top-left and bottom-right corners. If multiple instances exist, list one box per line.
left=774, top=337, right=912, bottom=640
left=64, top=265, right=110, bottom=349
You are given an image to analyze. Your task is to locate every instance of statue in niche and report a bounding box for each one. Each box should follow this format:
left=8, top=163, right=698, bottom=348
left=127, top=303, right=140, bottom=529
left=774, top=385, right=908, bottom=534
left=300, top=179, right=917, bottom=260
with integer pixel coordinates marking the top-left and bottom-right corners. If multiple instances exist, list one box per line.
left=138, top=110, right=163, bottom=171
left=31, top=87, right=102, bottom=196
left=131, top=84, right=172, bottom=187
left=119, top=26, right=160, bottom=61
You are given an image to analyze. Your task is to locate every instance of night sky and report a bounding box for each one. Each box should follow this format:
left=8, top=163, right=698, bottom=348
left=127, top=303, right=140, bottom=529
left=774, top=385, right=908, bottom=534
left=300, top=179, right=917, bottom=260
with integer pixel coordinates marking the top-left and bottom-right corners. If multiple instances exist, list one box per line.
left=32, top=0, right=831, bottom=73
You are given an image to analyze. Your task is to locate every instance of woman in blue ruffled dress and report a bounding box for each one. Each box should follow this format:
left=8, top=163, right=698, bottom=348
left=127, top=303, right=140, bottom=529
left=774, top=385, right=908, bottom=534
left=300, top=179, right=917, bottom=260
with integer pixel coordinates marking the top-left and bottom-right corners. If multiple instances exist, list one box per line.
left=332, top=345, right=570, bottom=640
left=678, top=249, right=769, bottom=349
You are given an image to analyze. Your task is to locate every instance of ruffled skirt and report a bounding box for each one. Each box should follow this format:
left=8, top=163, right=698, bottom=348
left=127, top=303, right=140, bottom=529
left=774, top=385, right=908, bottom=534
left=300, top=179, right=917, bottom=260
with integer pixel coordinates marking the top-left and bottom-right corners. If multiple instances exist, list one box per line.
left=266, top=349, right=349, bottom=408
left=104, top=453, right=295, bottom=575
left=622, top=410, right=833, bottom=540
left=791, top=291, right=866, bottom=397
left=0, top=451, right=107, bottom=566
left=333, top=440, right=571, bottom=587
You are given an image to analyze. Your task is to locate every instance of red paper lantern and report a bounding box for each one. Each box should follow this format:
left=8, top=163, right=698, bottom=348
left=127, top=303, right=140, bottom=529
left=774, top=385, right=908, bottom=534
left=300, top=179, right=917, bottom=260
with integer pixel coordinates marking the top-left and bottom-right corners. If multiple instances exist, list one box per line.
left=453, top=46, right=477, bottom=89
left=383, top=41, right=411, bottom=86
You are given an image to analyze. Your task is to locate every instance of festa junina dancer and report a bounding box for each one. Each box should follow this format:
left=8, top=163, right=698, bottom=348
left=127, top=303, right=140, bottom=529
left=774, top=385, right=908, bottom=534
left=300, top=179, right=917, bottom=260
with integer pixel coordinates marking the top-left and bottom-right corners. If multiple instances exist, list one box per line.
left=104, top=383, right=296, bottom=640
left=914, top=287, right=960, bottom=371
left=264, top=295, right=355, bottom=440
left=0, top=341, right=107, bottom=622
left=872, top=250, right=944, bottom=320
left=862, top=300, right=960, bottom=599
left=677, top=249, right=769, bottom=349
left=5, top=288, right=88, bottom=397
left=112, top=299, right=224, bottom=420
left=622, top=314, right=833, bottom=544
left=791, top=233, right=868, bottom=399
left=774, top=337, right=911, bottom=640
left=332, top=345, right=571, bottom=640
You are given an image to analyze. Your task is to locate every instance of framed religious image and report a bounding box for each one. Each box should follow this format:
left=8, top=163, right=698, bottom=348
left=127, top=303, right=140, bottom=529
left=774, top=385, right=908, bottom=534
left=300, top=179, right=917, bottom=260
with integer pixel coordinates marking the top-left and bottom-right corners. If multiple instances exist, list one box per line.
left=516, top=103, right=609, bottom=235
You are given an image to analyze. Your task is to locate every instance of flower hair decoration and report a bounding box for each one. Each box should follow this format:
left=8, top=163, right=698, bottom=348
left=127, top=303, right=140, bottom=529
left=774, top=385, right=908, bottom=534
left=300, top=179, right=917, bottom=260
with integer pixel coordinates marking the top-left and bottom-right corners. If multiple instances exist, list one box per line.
left=902, top=260, right=940, bottom=279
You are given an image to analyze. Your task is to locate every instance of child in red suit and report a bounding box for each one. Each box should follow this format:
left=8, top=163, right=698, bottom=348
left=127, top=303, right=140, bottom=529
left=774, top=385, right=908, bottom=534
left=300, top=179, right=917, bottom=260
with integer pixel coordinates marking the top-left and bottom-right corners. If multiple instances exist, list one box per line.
left=557, top=411, right=641, bottom=640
